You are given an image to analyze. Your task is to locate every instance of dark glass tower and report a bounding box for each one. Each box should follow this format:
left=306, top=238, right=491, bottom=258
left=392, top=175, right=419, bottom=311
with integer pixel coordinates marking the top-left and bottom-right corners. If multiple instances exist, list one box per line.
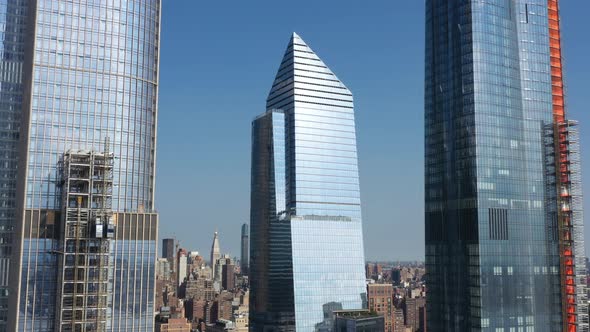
left=425, top=1, right=587, bottom=331
left=241, top=223, right=249, bottom=275
left=4, top=1, right=162, bottom=331
left=0, top=1, right=28, bottom=330
left=250, top=33, right=366, bottom=331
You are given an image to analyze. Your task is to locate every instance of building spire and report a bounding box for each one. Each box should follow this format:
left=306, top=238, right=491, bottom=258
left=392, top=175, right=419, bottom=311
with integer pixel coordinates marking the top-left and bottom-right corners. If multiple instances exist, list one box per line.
left=266, top=32, right=351, bottom=110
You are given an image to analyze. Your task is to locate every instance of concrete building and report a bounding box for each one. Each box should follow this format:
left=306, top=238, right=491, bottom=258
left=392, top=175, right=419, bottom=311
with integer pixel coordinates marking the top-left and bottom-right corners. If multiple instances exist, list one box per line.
left=158, top=258, right=172, bottom=281
left=333, top=310, right=385, bottom=332
left=222, top=261, right=236, bottom=291
left=393, top=308, right=406, bottom=332
left=404, top=297, right=425, bottom=332
left=177, top=249, right=188, bottom=286
left=155, top=317, right=191, bottom=332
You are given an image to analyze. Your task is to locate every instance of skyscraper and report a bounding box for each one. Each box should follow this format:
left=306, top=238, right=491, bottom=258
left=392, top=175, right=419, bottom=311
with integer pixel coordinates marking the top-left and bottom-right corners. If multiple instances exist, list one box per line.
left=0, top=1, right=31, bottom=329
left=425, top=1, right=587, bottom=331
left=163, top=238, right=175, bottom=261
left=250, top=33, right=366, bottom=331
left=210, top=231, right=221, bottom=281
left=240, top=223, right=249, bottom=275
left=5, top=1, right=162, bottom=331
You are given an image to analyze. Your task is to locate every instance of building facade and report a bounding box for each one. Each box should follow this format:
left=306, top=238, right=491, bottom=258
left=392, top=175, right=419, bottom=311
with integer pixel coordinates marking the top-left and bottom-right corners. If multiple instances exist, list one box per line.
left=240, top=223, right=249, bottom=275
left=221, top=261, right=235, bottom=291
left=403, top=297, right=425, bottom=332
left=425, top=1, right=587, bottom=331
left=367, top=284, right=393, bottom=332
left=5, top=0, right=162, bottom=331
left=250, top=33, right=366, bottom=331
left=333, top=310, right=385, bottom=332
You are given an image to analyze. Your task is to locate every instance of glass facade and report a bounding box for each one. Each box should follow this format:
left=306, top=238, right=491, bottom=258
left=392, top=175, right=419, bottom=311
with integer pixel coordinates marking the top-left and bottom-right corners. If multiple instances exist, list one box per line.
left=0, top=1, right=29, bottom=329
left=110, top=213, right=158, bottom=332
left=241, top=223, right=249, bottom=275
left=250, top=33, right=366, bottom=332
left=7, top=0, right=161, bottom=331
left=425, top=1, right=585, bottom=331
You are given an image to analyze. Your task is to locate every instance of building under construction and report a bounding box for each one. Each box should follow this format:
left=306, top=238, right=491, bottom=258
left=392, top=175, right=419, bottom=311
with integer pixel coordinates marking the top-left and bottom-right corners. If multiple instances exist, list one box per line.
left=548, top=121, right=589, bottom=332
left=548, top=0, right=589, bottom=330
left=55, top=148, right=115, bottom=332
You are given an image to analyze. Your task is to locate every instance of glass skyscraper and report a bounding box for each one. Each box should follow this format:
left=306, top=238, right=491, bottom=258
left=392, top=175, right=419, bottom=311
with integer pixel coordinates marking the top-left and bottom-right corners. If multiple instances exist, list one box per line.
left=241, top=223, right=249, bottom=275
left=425, top=1, right=587, bottom=331
left=0, top=0, right=161, bottom=331
left=250, top=33, right=366, bottom=331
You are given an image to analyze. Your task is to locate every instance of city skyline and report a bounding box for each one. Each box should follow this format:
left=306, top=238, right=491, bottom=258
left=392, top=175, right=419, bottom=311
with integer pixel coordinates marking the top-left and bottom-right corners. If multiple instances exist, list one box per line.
left=156, top=1, right=590, bottom=261
left=0, top=1, right=587, bottom=331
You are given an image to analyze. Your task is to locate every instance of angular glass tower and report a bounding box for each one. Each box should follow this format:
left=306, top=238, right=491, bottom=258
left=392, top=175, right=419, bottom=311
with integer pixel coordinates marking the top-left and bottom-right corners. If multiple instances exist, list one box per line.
left=425, top=1, right=587, bottom=331
left=250, top=33, right=366, bottom=331
left=3, top=1, right=162, bottom=331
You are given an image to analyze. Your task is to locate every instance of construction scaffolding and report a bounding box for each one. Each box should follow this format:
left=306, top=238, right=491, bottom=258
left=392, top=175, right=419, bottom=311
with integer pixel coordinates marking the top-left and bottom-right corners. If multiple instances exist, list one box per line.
left=55, top=143, right=115, bottom=332
left=555, top=121, right=589, bottom=332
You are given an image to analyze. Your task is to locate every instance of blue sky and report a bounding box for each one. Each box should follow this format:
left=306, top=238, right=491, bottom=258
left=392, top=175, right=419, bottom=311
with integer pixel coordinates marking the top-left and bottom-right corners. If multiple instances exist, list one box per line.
left=156, top=1, right=590, bottom=261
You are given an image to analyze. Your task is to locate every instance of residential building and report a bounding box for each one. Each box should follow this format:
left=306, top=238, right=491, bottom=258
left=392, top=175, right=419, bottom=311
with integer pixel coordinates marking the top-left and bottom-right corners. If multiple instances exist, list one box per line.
left=367, top=284, right=394, bottom=332
left=5, top=0, right=161, bottom=331
left=250, top=32, right=366, bottom=331
left=393, top=308, right=405, bottom=332
left=403, top=297, right=425, bottom=332
left=158, top=258, right=172, bottom=281
left=425, top=0, right=587, bottom=331
left=222, top=261, right=236, bottom=291
left=216, top=291, right=234, bottom=321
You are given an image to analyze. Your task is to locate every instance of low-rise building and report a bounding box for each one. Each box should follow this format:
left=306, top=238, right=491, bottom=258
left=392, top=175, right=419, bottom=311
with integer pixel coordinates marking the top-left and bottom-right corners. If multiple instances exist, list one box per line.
left=333, top=309, right=385, bottom=332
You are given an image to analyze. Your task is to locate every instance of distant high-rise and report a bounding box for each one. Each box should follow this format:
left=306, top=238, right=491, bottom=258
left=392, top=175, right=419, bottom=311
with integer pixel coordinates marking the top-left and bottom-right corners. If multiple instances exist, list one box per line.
left=210, top=232, right=221, bottom=280
left=222, top=259, right=235, bottom=291
left=163, top=238, right=175, bottom=261
left=250, top=33, right=366, bottom=331
left=241, top=223, right=249, bottom=275
left=5, top=0, right=161, bottom=331
left=178, top=248, right=188, bottom=287
left=425, top=1, right=587, bottom=331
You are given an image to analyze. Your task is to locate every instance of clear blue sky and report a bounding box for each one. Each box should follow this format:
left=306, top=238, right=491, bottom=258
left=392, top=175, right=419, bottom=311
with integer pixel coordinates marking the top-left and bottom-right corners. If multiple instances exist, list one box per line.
left=156, top=1, right=590, bottom=261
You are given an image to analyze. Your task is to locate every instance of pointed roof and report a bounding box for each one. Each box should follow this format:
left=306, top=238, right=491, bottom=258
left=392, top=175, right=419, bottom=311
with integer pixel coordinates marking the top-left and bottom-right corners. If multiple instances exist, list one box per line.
left=266, top=32, right=352, bottom=110
left=211, top=231, right=220, bottom=254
